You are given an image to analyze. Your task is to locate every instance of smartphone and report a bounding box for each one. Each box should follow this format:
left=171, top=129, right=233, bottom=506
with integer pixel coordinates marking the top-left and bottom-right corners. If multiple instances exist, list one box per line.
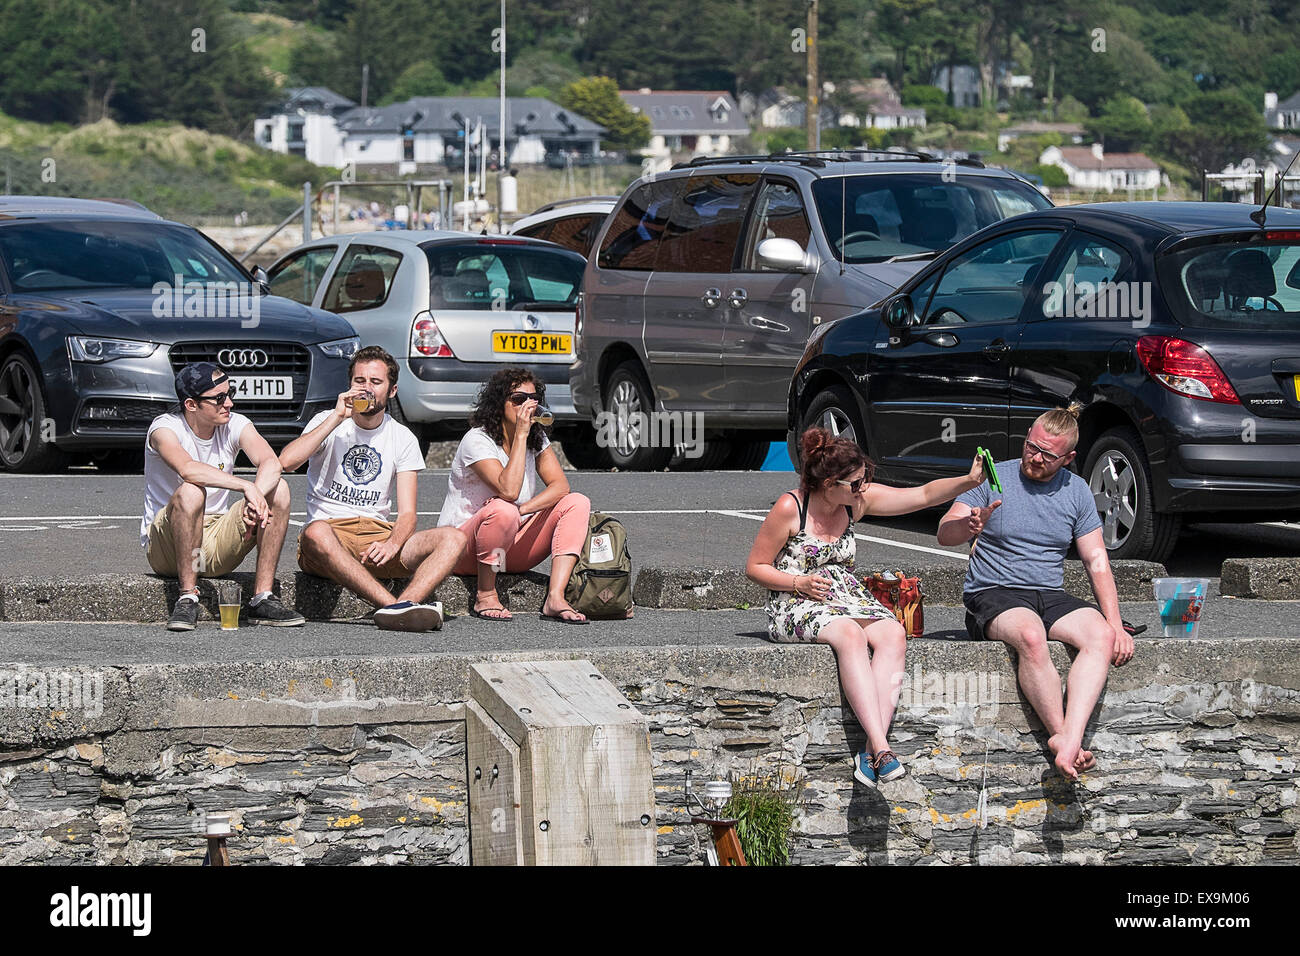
left=977, top=446, right=1002, bottom=494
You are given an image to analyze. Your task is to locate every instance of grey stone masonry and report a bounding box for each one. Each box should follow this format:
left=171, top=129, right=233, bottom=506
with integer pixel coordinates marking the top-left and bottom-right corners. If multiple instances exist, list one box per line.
left=1221, top=558, right=1300, bottom=600
left=1, top=638, right=1295, bottom=865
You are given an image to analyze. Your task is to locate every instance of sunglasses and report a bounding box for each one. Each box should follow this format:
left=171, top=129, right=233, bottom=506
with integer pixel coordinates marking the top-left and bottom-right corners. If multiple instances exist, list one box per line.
left=506, top=390, right=538, bottom=406
left=1024, top=439, right=1065, bottom=464
left=835, top=475, right=869, bottom=493
left=196, top=390, right=234, bottom=406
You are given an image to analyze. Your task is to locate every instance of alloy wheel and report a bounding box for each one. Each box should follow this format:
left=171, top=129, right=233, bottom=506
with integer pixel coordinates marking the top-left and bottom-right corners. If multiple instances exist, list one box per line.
left=1089, top=449, right=1138, bottom=549
left=0, top=357, right=36, bottom=467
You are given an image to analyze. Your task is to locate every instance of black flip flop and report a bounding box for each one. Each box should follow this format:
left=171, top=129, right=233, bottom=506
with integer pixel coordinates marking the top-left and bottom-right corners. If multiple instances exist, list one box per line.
left=470, top=606, right=513, bottom=622
left=1122, top=620, right=1148, bottom=636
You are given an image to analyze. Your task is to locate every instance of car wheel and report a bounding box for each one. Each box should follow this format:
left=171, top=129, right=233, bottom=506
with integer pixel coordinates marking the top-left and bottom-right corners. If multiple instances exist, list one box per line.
left=388, top=395, right=432, bottom=460
left=801, top=385, right=867, bottom=453
left=670, top=438, right=729, bottom=471
left=601, top=360, right=671, bottom=471
left=554, top=424, right=613, bottom=470
left=0, top=352, right=66, bottom=473
left=1083, top=427, right=1181, bottom=562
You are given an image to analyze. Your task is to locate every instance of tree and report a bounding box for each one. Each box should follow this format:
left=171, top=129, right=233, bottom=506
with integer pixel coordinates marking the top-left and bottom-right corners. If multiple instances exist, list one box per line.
left=1089, top=96, right=1152, bottom=152
left=381, top=61, right=450, bottom=104
left=558, top=76, right=651, bottom=151
left=1166, top=91, right=1269, bottom=175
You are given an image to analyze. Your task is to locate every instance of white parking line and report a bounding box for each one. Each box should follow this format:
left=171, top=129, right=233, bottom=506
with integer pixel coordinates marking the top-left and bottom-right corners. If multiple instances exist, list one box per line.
left=714, top=509, right=969, bottom=562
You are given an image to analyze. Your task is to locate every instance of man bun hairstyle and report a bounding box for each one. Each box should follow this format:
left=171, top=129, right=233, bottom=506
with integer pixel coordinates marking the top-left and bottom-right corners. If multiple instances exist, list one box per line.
left=799, top=426, right=872, bottom=497
left=1035, top=402, right=1083, bottom=450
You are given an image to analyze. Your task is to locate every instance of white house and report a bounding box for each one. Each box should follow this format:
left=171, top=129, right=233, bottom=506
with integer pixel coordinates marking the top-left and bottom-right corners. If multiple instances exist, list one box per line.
left=254, top=90, right=604, bottom=170
left=1265, top=91, right=1300, bottom=130
left=619, top=90, right=749, bottom=156
left=253, top=87, right=356, bottom=167
left=1040, top=143, right=1162, bottom=192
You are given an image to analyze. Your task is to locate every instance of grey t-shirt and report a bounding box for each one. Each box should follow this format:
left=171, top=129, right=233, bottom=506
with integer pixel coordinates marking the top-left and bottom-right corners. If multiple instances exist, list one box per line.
left=956, top=460, right=1102, bottom=593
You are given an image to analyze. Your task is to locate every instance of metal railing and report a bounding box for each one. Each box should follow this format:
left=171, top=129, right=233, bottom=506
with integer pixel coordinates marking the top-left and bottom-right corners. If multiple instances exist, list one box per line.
left=240, top=178, right=455, bottom=263
left=1201, top=170, right=1300, bottom=207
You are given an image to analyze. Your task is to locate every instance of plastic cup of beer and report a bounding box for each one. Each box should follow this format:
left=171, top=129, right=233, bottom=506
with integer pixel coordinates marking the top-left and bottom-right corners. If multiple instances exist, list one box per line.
left=218, top=581, right=241, bottom=630
left=533, top=404, right=554, bottom=426
left=350, top=389, right=376, bottom=414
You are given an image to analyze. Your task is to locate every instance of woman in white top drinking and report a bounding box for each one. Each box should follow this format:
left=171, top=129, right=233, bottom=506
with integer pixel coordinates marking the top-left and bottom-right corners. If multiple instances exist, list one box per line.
left=439, top=368, right=592, bottom=623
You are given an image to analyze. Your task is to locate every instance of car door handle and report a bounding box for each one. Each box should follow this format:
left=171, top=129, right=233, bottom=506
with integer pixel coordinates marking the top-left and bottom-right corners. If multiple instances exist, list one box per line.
left=701, top=288, right=722, bottom=308
left=748, top=316, right=790, bottom=333
left=728, top=288, right=748, bottom=309
left=983, top=339, right=1010, bottom=361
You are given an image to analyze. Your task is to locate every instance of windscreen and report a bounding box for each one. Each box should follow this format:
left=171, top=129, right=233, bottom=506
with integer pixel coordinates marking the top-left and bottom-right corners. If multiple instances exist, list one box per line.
left=0, top=220, right=250, bottom=292
left=1157, top=238, right=1300, bottom=331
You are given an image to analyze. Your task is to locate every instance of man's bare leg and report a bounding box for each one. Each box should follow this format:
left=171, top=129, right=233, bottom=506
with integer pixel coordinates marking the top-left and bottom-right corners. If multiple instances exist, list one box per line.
left=252, top=479, right=293, bottom=596
left=168, top=483, right=207, bottom=593
left=986, top=607, right=1083, bottom=775
left=299, top=520, right=395, bottom=608
left=396, top=528, right=467, bottom=604
left=1048, top=607, right=1115, bottom=777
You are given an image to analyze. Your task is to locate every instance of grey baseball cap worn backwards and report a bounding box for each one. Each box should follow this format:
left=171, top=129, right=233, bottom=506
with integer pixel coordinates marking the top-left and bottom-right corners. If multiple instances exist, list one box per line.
left=175, top=362, right=229, bottom=400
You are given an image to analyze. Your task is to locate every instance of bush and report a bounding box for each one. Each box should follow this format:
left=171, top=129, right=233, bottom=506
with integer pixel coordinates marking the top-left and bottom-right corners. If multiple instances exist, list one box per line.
left=720, top=772, right=800, bottom=866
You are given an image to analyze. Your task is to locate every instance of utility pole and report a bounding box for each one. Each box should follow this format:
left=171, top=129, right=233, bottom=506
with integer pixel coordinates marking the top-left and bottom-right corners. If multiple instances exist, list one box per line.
left=498, top=0, right=506, bottom=232
left=806, top=0, right=819, bottom=150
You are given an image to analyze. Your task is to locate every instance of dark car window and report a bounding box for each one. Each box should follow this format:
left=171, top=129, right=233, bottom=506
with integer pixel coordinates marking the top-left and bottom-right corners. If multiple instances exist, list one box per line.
left=0, top=220, right=249, bottom=292
left=654, top=173, right=758, bottom=273
left=597, top=178, right=680, bottom=270
left=1158, top=240, right=1300, bottom=331
left=545, top=214, right=604, bottom=256
left=424, top=242, right=585, bottom=310
left=321, top=245, right=403, bottom=313
left=925, top=229, right=1064, bottom=326
left=267, top=246, right=338, bottom=304
left=812, top=174, right=1052, bottom=264
left=741, top=181, right=812, bottom=270
left=1035, top=233, right=1131, bottom=321
left=514, top=221, right=553, bottom=242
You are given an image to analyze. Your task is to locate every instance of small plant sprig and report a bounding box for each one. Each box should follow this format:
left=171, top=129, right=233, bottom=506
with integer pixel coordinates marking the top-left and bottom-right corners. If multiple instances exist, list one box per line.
left=720, top=768, right=801, bottom=866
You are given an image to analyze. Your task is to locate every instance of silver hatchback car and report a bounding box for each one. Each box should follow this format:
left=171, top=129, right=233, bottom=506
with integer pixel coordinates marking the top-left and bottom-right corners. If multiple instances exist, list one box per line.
left=267, top=231, right=588, bottom=451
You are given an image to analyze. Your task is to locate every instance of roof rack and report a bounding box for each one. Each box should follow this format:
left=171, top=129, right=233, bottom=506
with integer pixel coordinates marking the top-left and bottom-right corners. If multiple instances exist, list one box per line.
left=782, top=148, right=936, bottom=162
left=671, top=149, right=986, bottom=171
left=531, top=195, right=621, bottom=214
left=673, top=154, right=829, bottom=169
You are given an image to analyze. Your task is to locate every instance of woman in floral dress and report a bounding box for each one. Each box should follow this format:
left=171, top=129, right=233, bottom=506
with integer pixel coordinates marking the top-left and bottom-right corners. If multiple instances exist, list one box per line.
left=745, top=427, right=984, bottom=786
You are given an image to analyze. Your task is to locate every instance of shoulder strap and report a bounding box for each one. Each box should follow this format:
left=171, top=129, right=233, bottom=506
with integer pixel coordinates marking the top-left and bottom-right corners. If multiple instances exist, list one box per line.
left=784, top=491, right=808, bottom=532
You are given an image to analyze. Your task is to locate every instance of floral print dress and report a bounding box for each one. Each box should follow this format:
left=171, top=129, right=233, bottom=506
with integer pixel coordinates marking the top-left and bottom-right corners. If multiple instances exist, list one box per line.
left=766, top=492, right=895, bottom=644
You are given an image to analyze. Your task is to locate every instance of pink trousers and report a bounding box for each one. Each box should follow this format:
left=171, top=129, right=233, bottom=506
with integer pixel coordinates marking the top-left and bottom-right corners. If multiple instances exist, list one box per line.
left=453, top=492, right=591, bottom=575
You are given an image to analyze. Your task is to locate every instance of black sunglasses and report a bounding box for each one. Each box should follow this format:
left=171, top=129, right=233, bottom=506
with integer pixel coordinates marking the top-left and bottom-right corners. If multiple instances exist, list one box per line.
left=506, top=390, right=538, bottom=406
left=196, top=390, right=234, bottom=406
left=835, top=475, right=869, bottom=493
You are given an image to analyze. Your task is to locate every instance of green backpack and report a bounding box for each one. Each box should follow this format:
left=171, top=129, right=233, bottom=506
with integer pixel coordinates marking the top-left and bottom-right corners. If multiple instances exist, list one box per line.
left=564, top=512, right=633, bottom=618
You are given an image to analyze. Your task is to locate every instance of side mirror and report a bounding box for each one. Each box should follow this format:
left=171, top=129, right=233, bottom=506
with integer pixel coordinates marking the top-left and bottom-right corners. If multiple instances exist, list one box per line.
left=883, top=295, right=916, bottom=329
left=756, top=237, right=810, bottom=273
left=252, top=266, right=270, bottom=295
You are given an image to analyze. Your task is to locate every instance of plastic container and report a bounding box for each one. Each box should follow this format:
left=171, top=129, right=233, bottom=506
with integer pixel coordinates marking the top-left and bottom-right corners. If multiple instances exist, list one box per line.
left=1152, top=577, right=1210, bottom=637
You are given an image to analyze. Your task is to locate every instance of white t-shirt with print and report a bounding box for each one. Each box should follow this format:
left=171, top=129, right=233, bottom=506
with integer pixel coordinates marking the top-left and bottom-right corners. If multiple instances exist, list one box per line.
left=438, top=426, right=551, bottom=528
left=141, top=411, right=250, bottom=546
left=303, top=411, right=425, bottom=523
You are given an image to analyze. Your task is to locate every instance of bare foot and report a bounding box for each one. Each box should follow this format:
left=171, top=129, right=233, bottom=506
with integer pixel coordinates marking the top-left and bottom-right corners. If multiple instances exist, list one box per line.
left=473, top=597, right=512, bottom=620
left=542, top=596, right=587, bottom=623
left=1074, top=749, right=1096, bottom=772
left=1048, top=734, right=1083, bottom=780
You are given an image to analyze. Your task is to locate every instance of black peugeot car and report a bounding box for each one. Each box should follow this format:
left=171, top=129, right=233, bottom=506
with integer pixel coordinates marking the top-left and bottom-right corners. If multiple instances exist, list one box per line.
left=787, top=201, right=1300, bottom=561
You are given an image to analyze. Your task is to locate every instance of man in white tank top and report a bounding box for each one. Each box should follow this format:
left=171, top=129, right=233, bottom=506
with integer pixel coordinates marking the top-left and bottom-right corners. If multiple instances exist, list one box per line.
left=142, top=362, right=304, bottom=631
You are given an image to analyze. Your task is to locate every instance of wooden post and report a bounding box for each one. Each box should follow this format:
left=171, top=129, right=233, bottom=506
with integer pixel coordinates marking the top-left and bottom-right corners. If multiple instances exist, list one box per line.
left=467, top=660, right=656, bottom=866
left=691, top=816, right=748, bottom=866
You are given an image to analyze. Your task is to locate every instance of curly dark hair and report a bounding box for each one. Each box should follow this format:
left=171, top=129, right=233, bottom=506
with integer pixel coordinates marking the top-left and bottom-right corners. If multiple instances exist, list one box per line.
left=799, top=426, right=873, bottom=498
left=469, top=367, right=548, bottom=451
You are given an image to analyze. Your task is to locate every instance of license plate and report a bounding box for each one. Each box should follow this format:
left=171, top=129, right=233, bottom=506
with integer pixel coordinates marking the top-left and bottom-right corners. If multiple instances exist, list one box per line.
left=228, top=375, right=293, bottom=401
left=493, top=331, right=571, bottom=354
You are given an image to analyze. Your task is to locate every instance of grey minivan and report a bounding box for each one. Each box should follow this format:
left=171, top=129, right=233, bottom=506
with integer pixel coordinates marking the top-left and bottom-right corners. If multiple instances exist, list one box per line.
left=569, top=151, right=1054, bottom=469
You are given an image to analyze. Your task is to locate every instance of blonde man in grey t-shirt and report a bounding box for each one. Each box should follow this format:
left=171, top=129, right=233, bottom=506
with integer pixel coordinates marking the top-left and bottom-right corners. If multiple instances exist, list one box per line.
left=938, top=407, right=1135, bottom=780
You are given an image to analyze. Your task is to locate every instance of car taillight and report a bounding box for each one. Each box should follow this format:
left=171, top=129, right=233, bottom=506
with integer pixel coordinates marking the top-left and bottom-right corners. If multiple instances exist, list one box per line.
left=411, top=311, right=454, bottom=358
left=1135, top=335, right=1240, bottom=404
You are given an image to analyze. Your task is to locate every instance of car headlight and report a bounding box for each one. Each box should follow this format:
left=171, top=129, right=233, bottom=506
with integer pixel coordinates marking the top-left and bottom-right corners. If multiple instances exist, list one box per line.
left=66, top=336, right=159, bottom=363
left=318, top=336, right=361, bottom=360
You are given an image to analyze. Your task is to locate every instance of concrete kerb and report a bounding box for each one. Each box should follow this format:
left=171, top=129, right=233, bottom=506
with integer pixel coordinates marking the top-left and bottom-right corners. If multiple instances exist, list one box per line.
left=0, top=560, right=1169, bottom=622
left=1221, top=557, right=1300, bottom=600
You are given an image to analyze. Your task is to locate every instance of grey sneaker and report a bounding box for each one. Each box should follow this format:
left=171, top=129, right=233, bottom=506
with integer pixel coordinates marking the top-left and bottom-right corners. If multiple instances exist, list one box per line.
left=167, top=596, right=201, bottom=631
left=247, top=595, right=305, bottom=627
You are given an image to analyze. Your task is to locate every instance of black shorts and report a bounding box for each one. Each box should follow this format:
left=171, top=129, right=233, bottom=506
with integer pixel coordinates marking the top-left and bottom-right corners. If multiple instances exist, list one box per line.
left=963, top=587, right=1099, bottom=641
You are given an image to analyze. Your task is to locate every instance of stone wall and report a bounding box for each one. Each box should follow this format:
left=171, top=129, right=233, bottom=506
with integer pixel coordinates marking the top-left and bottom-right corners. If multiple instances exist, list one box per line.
left=1, top=640, right=1296, bottom=865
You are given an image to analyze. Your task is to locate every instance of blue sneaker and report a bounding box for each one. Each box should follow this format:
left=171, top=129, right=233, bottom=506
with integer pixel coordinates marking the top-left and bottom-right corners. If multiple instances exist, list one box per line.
left=873, top=749, right=905, bottom=782
left=852, top=750, right=877, bottom=788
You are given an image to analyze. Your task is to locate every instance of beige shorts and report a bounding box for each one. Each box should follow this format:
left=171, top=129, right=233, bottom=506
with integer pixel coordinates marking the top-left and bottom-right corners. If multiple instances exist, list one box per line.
left=145, top=500, right=257, bottom=577
left=298, top=516, right=411, bottom=580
